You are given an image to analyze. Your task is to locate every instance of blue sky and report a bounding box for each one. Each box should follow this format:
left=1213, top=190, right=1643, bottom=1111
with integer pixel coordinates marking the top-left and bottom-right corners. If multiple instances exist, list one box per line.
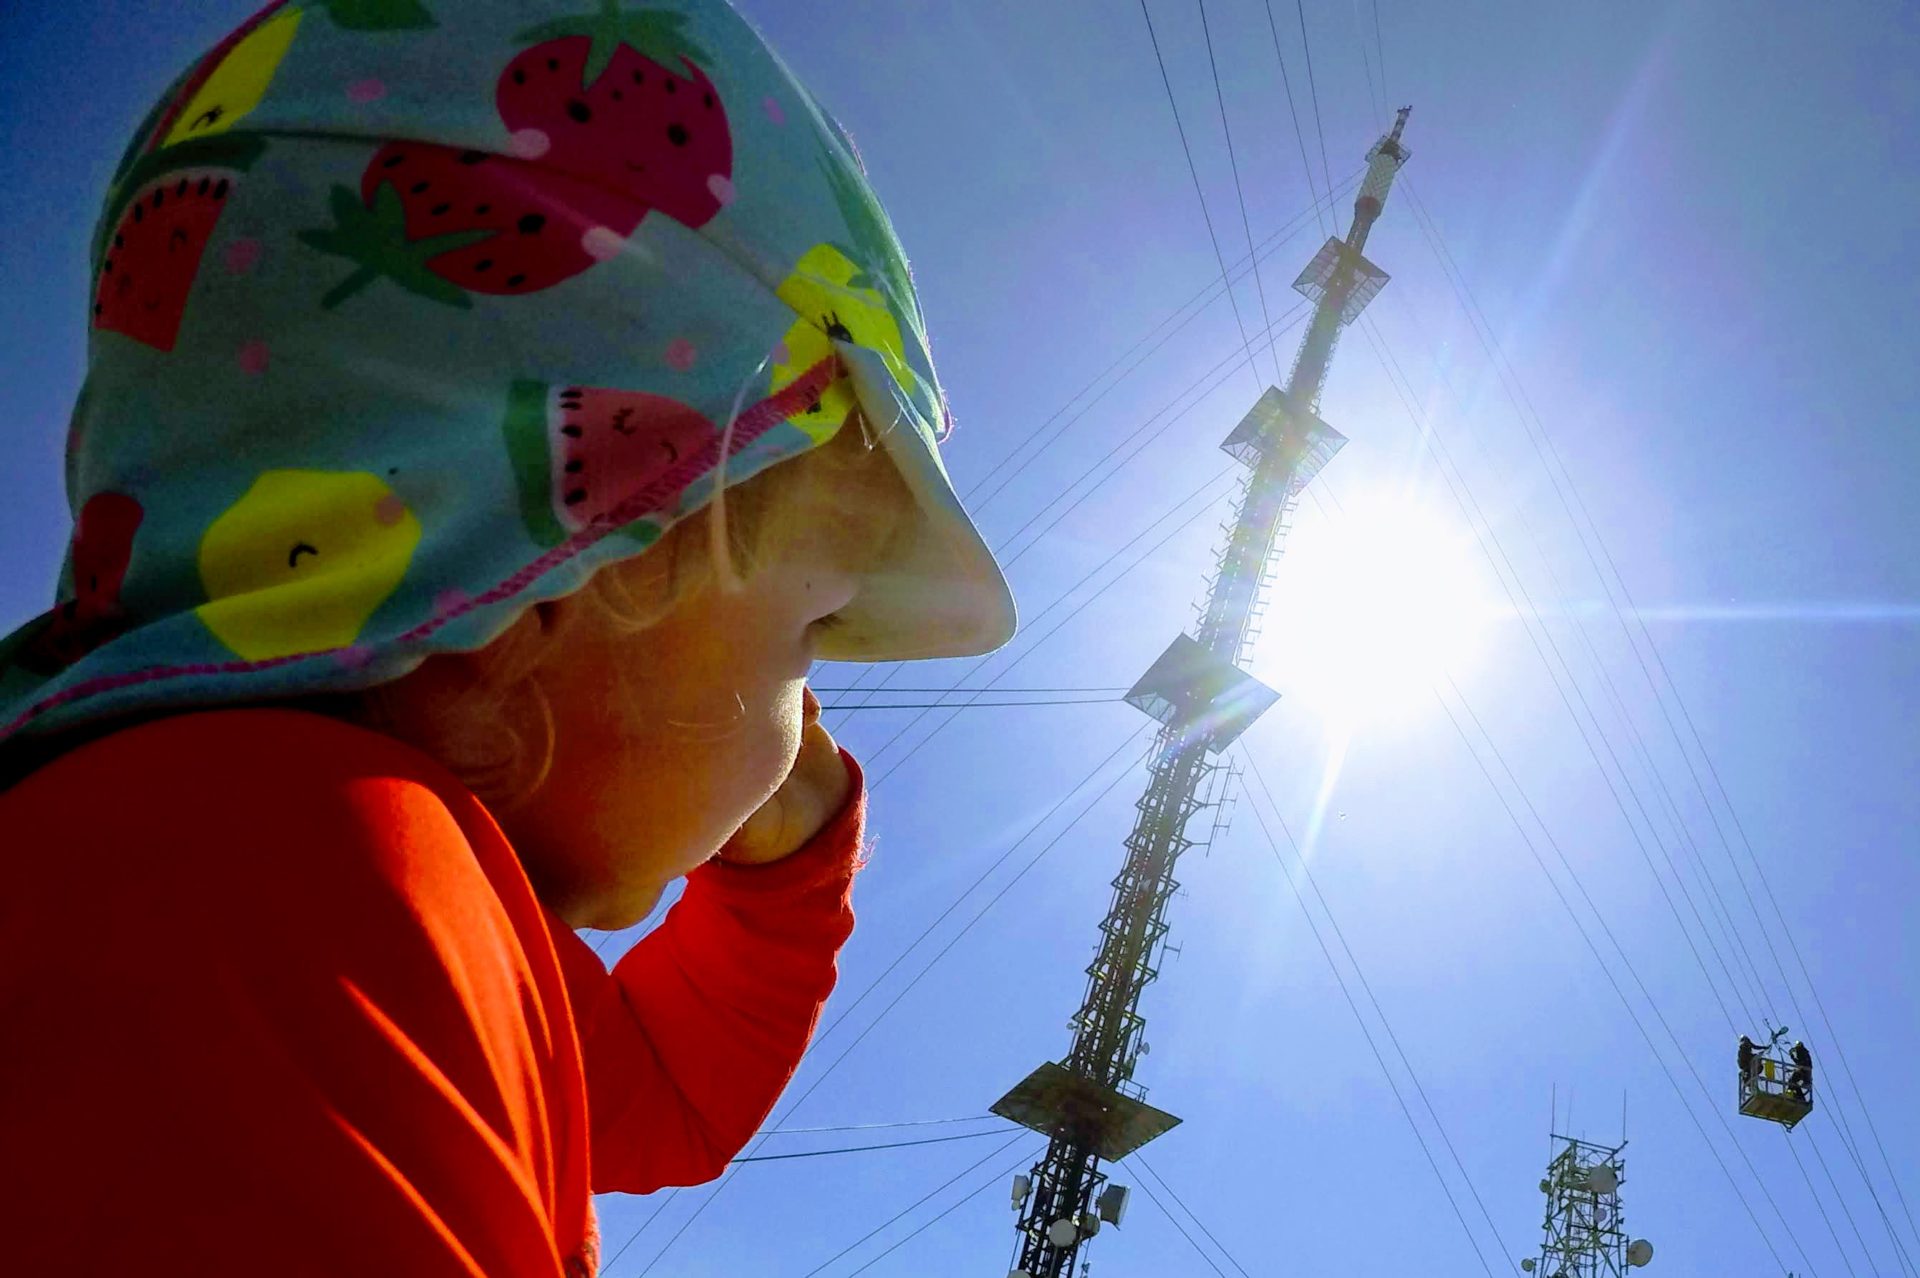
left=4, top=1, right=1917, bottom=1274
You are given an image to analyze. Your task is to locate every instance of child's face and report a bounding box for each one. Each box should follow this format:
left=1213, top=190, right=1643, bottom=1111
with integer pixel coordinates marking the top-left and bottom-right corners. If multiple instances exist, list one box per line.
left=506, top=481, right=893, bottom=930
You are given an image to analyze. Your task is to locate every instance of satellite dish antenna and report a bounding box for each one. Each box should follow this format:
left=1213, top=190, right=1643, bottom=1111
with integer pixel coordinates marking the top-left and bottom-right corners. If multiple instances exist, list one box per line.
left=1011, top=1175, right=1031, bottom=1211
left=1048, top=1218, right=1079, bottom=1249
left=1586, top=1163, right=1619, bottom=1194
left=1521, top=1259, right=1537, bottom=1272
left=1539, top=1178, right=1552, bottom=1194
left=1627, top=1239, right=1654, bottom=1267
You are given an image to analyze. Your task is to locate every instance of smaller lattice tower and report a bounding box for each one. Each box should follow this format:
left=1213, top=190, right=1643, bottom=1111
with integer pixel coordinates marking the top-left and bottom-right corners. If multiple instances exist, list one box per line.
left=1521, top=1135, right=1655, bottom=1278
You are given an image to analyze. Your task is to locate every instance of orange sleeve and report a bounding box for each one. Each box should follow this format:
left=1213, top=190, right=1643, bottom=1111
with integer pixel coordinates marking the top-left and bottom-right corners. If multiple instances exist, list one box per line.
left=555, top=751, right=865, bottom=1194
left=0, top=712, right=593, bottom=1277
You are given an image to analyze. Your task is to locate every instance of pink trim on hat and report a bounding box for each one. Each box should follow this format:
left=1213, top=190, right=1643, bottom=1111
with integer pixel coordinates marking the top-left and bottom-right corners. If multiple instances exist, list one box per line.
left=1, top=357, right=845, bottom=743
left=400, top=355, right=840, bottom=644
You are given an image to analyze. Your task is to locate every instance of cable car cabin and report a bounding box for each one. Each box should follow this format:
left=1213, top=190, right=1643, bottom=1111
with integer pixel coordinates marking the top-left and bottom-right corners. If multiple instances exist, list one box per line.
left=1739, top=1046, right=1813, bottom=1130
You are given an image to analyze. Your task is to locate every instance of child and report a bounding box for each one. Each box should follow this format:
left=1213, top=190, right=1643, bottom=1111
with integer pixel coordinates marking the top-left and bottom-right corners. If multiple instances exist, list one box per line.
left=0, top=1, right=1015, bottom=1273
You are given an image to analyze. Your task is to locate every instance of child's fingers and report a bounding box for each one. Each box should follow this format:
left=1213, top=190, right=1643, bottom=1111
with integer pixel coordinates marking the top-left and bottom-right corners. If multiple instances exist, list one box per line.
left=717, top=722, right=850, bottom=865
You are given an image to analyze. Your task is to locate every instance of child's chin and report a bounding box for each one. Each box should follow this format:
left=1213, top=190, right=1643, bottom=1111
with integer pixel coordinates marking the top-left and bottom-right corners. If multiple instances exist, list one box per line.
left=602, top=882, right=667, bottom=932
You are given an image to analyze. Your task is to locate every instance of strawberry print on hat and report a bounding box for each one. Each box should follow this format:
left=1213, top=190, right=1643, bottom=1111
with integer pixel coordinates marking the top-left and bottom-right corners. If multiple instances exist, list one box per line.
left=499, top=3, right=734, bottom=230
left=300, top=145, right=648, bottom=307
left=301, top=2, right=735, bottom=312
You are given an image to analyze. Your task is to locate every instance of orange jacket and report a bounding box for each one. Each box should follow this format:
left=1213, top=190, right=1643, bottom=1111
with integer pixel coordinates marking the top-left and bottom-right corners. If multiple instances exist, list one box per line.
left=0, top=709, right=863, bottom=1276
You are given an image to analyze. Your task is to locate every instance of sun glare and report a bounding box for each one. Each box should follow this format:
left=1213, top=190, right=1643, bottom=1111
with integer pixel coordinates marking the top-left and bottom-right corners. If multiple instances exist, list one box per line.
left=1256, top=489, right=1495, bottom=727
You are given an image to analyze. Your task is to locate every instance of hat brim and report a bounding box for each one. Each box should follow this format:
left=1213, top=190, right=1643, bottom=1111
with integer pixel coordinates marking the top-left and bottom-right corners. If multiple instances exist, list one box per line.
left=813, top=342, right=1017, bottom=662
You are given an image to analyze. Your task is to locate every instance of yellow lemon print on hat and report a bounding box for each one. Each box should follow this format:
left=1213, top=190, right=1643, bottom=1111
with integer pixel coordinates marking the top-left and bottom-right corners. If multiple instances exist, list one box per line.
left=772, top=243, right=915, bottom=444
left=197, top=469, right=421, bottom=661
left=161, top=6, right=304, bottom=148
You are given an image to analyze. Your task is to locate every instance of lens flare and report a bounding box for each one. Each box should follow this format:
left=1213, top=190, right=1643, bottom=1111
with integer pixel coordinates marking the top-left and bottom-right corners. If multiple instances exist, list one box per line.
left=1256, top=489, right=1494, bottom=727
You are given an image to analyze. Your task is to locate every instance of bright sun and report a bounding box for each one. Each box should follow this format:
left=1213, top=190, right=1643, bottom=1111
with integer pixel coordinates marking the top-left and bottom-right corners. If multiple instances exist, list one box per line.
left=1254, top=487, right=1496, bottom=727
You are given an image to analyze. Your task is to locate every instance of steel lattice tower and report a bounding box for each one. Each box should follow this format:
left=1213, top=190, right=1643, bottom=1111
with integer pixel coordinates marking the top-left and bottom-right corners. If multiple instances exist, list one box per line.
left=990, top=109, right=1413, bottom=1276
left=1521, top=1135, right=1653, bottom=1278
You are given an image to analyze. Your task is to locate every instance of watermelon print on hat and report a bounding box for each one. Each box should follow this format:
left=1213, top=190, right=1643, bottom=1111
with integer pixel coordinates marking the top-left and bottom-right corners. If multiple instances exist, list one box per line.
left=89, top=3, right=301, bottom=350
left=0, top=0, right=1011, bottom=748
left=95, top=170, right=246, bottom=351
left=8, top=494, right=145, bottom=675
left=503, top=379, right=714, bottom=547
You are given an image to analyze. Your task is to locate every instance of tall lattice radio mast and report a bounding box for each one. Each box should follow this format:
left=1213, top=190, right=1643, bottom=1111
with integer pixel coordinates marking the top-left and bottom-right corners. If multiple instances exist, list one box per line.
left=989, top=108, right=1412, bottom=1276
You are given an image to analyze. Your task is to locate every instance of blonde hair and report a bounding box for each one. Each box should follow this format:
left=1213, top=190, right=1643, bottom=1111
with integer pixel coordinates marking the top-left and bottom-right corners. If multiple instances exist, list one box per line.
left=326, top=413, right=910, bottom=810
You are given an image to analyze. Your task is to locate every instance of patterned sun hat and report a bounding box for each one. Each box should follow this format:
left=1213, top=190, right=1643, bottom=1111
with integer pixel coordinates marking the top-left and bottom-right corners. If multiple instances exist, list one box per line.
left=0, top=0, right=1016, bottom=747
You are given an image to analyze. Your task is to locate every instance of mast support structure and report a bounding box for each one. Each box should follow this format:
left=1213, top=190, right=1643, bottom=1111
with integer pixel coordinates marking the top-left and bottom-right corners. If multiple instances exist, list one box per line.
left=992, top=108, right=1413, bottom=1277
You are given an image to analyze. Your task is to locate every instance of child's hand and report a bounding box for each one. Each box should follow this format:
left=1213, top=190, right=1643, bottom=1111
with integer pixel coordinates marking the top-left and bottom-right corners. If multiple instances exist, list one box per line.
left=717, top=690, right=851, bottom=866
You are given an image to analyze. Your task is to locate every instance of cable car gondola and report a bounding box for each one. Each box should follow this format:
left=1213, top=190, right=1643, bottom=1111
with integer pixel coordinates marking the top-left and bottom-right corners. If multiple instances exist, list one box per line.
left=1737, top=1026, right=1813, bottom=1129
